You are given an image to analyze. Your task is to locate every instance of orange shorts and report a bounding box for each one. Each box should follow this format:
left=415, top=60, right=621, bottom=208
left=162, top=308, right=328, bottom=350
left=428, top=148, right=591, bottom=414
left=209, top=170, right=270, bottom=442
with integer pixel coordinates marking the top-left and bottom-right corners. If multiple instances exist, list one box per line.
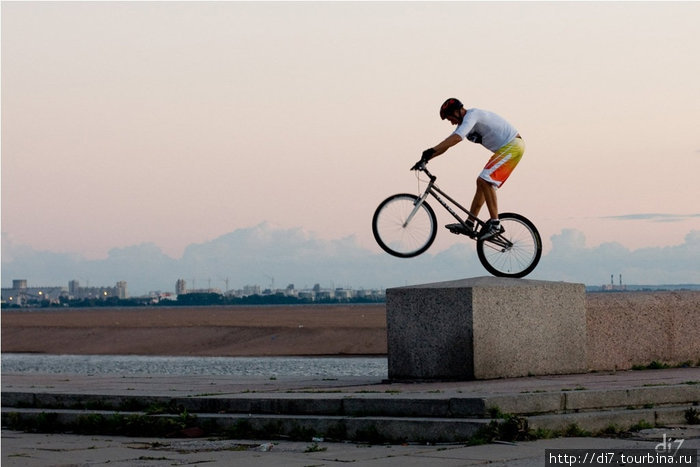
left=479, top=137, right=525, bottom=188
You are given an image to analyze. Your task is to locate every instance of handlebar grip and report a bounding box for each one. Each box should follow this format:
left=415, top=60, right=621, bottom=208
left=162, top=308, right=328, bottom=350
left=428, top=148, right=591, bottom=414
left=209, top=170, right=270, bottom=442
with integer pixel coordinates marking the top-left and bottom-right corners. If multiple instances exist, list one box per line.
left=410, top=160, right=426, bottom=171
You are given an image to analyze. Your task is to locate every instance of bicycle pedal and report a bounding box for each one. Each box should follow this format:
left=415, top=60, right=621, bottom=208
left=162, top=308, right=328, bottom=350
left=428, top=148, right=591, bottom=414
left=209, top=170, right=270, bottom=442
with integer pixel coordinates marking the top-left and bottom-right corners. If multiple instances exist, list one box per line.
left=446, top=224, right=475, bottom=237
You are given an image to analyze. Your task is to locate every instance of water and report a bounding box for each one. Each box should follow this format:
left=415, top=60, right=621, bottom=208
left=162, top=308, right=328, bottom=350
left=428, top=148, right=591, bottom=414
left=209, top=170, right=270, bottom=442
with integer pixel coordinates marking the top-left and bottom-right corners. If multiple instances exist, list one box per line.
left=1, top=353, right=388, bottom=378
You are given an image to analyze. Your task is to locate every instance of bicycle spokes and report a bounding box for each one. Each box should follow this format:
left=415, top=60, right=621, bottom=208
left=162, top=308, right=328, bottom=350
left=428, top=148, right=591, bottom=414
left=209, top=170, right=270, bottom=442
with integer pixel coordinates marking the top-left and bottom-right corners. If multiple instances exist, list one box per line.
left=372, top=194, right=437, bottom=258
left=482, top=235, right=513, bottom=252
left=476, top=213, right=542, bottom=278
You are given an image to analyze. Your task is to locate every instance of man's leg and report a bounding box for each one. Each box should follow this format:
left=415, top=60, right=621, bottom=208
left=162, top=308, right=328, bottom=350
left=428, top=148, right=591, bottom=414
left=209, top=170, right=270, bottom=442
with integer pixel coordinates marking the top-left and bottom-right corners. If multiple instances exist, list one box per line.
left=472, top=177, right=503, bottom=240
left=445, top=178, right=487, bottom=237
left=479, top=177, right=499, bottom=221
left=468, top=180, right=485, bottom=221
left=469, top=177, right=498, bottom=221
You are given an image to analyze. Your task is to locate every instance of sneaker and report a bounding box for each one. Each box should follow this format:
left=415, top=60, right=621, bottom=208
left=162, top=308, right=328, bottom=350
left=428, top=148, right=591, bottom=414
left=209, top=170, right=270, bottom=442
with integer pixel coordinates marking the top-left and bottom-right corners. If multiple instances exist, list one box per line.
left=446, top=221, right=475, bottom=238
left=478, top=220, right=504, bottom=240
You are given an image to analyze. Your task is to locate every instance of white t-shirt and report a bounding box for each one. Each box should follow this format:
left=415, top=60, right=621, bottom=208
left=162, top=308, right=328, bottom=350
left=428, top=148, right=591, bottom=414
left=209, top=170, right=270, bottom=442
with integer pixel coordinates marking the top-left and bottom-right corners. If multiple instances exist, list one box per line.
left=452, top=108, right=518, bottom=152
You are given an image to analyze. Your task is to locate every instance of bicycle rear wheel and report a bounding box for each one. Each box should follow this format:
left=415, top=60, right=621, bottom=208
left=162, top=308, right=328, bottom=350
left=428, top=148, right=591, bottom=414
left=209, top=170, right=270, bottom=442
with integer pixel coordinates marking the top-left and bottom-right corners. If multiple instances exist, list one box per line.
left=476, top=212, right=542, bottom=278
left=372, top=193, right=437, bottom=258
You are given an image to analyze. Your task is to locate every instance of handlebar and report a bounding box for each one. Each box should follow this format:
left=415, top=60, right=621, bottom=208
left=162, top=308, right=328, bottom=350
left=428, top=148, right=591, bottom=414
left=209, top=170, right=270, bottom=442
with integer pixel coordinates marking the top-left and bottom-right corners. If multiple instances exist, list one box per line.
left=411, top=161, right=437, bottom=181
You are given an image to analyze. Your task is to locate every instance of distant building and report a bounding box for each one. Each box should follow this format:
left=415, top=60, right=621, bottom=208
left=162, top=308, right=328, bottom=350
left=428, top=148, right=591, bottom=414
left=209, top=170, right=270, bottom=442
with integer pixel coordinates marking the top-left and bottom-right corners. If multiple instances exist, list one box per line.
left=242, top=285, right=262, bottom=296
left=157, top=292, right=177, bottom=302
left=187, top=288, right=223, bottom=295
left=175, top=279, right=222, bottom=296
left=116, top=281, right=128, bottom=299
left=1, top=279, right=66, bottom=306
left=2, top=279, right=128, bottom=307
left=67, top=280, right=128, bottom=300
left=334, top=288, right=352, bottom=300
left=298, top=291, right=315, bottom=301
left=355, top=289, right=385, bottom=299
left=601, top=274, right=627, bottom=291
left=316, top=289, right=334, bottom=301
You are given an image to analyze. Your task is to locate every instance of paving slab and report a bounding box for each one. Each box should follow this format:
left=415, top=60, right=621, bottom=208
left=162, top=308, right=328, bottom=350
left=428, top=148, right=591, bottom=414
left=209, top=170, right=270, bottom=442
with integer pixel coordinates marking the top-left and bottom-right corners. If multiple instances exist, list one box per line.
left=3, top=367, right=699, bottom=399
left=3, top=430, right=698, bottom=467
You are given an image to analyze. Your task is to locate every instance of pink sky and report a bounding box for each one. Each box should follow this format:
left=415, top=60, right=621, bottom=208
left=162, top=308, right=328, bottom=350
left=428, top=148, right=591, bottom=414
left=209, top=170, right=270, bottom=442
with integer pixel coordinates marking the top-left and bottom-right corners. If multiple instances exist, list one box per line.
left=2, top=2, right=699, bottom=261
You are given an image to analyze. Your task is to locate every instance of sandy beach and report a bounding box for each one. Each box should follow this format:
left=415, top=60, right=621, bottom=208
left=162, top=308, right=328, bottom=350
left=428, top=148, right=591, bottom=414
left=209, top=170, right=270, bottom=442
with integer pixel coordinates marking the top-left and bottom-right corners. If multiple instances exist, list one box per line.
left=1, top=304, right=388, bottom=356
left=2, top=291, right=698, bottom=357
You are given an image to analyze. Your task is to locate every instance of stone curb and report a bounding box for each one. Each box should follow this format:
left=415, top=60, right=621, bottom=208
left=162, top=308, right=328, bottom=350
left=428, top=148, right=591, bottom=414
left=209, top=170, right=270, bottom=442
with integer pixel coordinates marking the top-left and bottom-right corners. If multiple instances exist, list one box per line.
left=4, top=383, right=697, bottom=418
left=483, top=384, right=700, bottom=415
left=2, top=407, right=491, bottom=443
left=527, top=406, right=693, bottom=433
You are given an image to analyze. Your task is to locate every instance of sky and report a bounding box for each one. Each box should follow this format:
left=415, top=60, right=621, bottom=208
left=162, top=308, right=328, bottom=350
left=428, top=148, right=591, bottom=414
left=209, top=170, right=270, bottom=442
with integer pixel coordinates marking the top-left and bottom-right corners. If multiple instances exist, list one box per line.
left=2, top=1, right=699, bottom=292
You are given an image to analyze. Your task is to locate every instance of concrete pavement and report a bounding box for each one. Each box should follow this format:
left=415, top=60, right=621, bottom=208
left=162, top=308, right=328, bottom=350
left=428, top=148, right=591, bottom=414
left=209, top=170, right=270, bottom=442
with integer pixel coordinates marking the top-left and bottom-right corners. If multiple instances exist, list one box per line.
left=3, top=366, right=698, bottom=398
left=3, top=428, right=699, bottom=466
left=2, top=367, right=699, bottom=465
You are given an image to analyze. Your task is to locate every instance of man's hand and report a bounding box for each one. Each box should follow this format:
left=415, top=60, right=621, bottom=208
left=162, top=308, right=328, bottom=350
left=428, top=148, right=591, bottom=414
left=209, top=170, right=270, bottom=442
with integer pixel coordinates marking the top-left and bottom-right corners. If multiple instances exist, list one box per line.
left=411, top=148, right=436, bottom=171
left=410, top=159, right=425, bottom=171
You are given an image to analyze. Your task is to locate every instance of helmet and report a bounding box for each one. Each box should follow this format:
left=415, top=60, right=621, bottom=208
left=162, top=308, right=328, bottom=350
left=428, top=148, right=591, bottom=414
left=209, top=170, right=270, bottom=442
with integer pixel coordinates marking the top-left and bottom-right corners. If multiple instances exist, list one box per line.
left=440, top=98, right=463, bottom=120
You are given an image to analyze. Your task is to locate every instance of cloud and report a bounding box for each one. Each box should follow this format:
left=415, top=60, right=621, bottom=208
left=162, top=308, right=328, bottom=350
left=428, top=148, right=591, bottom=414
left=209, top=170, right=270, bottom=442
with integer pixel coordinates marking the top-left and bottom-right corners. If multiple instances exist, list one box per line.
left=601, top=213, right=700, bottom=222
left=3, top=224, right=699, bottom=295
left=530, top=229, right=700, bottom=285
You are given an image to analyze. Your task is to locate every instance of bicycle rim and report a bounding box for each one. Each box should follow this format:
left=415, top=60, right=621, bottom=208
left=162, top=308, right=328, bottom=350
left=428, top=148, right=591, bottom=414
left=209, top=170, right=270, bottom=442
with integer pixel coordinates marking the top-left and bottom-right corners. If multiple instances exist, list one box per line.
left=476, top=213, right=542, bottom=278
left=372, top=194, right=437, bottom=258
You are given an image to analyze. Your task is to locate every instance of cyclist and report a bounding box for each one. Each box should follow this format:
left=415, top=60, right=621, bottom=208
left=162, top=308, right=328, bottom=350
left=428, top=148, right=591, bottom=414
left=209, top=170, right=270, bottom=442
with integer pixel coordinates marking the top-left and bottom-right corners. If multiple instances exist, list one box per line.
left=412, top=98, right=524, bottom=240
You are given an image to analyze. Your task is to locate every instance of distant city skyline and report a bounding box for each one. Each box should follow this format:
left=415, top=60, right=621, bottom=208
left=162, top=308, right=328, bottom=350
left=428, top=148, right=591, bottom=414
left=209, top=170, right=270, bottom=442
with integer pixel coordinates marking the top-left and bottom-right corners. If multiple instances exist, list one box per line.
left=1, top=272, right=385, bottom=307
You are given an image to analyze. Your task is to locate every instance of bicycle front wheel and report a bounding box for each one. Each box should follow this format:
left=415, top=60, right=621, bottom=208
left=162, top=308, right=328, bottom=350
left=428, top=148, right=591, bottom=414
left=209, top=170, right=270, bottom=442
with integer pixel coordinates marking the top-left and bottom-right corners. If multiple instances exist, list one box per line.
left=476, top=212, right=542, bottom=278
left=372, top=193, right=437, bottom=258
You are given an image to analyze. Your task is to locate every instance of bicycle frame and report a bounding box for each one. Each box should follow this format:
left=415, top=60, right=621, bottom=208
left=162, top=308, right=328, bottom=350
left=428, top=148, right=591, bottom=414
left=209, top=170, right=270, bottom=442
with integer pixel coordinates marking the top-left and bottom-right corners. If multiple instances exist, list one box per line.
left=408, top=166, right=513, bottom=249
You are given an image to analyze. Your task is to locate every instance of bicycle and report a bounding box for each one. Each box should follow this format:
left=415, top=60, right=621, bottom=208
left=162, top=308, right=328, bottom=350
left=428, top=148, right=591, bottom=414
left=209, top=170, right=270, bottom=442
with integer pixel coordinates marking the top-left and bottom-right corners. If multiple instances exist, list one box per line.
left=372, top=161, right=542, bottom=278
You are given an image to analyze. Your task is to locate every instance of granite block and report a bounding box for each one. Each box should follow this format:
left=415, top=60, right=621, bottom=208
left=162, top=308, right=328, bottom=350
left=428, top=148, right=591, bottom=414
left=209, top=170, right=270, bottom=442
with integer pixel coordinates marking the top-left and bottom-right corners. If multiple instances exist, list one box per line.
left=386, top=277, right=587, bottom=380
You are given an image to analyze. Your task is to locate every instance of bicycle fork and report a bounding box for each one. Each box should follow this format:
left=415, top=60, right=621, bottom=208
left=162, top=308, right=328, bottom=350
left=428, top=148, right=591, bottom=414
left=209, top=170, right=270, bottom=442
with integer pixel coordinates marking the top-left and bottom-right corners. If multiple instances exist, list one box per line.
left=404, top=189, right=432, bottom=228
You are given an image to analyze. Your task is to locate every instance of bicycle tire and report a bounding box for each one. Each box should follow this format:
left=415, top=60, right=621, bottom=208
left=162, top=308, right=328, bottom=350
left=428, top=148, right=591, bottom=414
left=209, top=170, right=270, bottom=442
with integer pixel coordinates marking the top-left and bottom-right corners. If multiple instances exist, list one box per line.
left=372, top=193, right=437, bottom=258
left=476, top=212, right=542, bottom=278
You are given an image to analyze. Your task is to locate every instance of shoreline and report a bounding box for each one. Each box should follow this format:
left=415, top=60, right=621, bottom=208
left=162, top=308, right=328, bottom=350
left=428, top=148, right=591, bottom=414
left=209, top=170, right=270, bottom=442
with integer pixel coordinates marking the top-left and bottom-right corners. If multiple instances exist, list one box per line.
left=1, top=352, right=390, bottom=358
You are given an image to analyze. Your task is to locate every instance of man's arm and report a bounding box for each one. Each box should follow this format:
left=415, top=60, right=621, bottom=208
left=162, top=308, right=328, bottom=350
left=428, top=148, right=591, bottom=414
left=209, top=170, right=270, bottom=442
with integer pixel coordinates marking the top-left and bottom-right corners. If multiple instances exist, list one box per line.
left=425, top=133, right=462, bottom=161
